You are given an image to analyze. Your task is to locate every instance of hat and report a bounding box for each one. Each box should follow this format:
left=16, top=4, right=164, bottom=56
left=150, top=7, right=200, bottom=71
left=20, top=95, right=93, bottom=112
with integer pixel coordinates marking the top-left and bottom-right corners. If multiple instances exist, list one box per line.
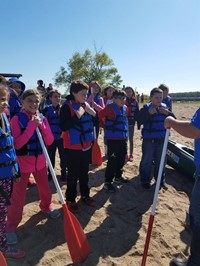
left=9, top=77, right=26, bottom=91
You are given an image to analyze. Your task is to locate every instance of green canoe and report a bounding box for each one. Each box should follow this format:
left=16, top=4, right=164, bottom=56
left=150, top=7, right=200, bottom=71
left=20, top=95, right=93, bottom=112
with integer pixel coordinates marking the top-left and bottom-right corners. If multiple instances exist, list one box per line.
left=167, top=140, right=195, bottom=179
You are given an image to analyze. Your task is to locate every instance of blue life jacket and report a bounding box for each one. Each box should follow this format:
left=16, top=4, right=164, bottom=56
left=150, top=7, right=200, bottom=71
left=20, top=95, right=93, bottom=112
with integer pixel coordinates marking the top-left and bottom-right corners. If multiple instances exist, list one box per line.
left=0, top=113, right=19, bottom=179
left=162, top=96, right=172, bottom=111
left=16, top=112, right=43, bottom=156
left=44, top=105, right=61, bottom=140
left=142, top=103, right=166, bottom=139
left=105, top=103, right=128, bottom=139
left=66, top=102, right=94, bottom=146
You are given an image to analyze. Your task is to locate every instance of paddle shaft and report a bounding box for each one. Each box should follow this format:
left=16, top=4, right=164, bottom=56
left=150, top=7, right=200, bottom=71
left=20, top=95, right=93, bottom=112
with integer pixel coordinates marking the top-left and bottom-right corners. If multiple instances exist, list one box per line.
left=141, top=129, right=170, bottom=266
left=36, top=127, right=65, bottom=205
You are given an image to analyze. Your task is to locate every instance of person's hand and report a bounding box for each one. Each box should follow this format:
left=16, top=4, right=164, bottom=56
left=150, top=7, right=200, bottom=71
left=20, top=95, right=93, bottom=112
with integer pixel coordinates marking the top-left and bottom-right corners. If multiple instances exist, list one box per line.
left=158, top=107, right=169, bottom=116
left=32, top=115, right=42, bottom=125
left=164, top=116, right=175, bottom=129
left=148, top=106, right=157, bottom=115
left=74, top=106, right=85, bottom=119
left=85, top=102, right=96, bottom=117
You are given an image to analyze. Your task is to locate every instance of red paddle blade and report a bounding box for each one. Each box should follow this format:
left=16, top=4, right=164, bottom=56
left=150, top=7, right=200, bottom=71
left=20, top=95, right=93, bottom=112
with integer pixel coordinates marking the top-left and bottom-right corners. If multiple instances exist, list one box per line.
left=0, top=252, right=7, bottom=266
left=92, top=140, right=102, bottom=166
left=63, top=204, right=90, bottom=264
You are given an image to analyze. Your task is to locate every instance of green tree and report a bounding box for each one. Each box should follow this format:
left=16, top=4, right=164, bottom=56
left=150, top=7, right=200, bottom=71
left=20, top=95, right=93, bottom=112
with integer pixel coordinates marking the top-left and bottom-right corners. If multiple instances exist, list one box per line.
left=54, top=49, right=122, bottom=93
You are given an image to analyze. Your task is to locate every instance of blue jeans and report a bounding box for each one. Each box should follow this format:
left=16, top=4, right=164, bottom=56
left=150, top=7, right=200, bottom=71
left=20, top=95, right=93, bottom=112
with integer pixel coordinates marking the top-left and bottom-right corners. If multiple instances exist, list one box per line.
left=187, top=168, right=200, bottom=265
left=139, top=139, right=166, bottom=184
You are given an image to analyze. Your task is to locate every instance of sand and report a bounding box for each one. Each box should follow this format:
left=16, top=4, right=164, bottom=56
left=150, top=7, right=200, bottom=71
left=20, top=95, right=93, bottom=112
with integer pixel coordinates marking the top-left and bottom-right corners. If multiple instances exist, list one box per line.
left=6, top=102, right=199, bottom=266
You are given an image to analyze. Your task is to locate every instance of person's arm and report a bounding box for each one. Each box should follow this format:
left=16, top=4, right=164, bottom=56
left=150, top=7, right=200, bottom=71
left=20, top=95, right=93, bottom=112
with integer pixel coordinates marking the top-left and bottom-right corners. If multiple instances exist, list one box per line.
left=59, top=104, right=80, bottom=131
left=91, top=97, right=105, bottom=112
left=99, top=105, right=116, bottom=127
left=165, top=116, right=200, bottom=139
left=136, top=106, right=151, bottom=129
left=39, top=116, right=54, bottom=146
left=10, top=115, right=40, bottom=149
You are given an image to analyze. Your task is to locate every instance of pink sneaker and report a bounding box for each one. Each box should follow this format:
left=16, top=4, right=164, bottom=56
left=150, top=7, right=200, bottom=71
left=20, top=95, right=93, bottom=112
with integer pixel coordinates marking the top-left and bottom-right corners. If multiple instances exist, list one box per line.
left=129, top=154, right=134, bottom=162
left=4, top=246, right=26, bottom=259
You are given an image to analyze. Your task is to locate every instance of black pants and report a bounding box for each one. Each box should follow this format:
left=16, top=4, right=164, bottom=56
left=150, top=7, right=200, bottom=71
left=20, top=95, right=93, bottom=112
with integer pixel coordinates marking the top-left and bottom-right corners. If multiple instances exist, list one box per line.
left=65, top=148, right=91, bottom=202
left=105, top=139, right=127, bottom=183
left=47, top=139, right=67, bottom=177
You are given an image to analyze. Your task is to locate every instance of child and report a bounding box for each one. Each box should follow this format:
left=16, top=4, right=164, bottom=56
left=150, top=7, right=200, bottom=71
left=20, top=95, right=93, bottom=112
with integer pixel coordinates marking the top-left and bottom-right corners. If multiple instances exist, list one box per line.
left=6, top=89, right=60, bottom=245
left=43, top=89, right=67, bottom=181
left=87, top=81, right=105, bottom=138
left=0, top=85, right=25, bottom=259
left=158, top=83, right=172, bottom=111
left=124, top=86, right=139, bottom=161
left=59, top=80, right=96, bottom=213
left=137, top=87, right=175, bottom=189
left=8, top=77, right=26, bottom=119
left=99, top=89, right=129, bottom=192
left=103, top=85, right=115, bottom=106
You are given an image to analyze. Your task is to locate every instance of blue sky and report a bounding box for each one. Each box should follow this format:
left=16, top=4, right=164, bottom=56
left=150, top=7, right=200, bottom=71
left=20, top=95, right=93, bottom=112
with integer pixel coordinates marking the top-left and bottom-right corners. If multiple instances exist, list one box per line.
left=1, top=0, right=199, bottom=95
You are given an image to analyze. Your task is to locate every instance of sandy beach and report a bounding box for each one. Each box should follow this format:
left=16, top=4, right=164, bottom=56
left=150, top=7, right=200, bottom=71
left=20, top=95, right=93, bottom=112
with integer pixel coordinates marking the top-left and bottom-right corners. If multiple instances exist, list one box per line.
left=6, top=102, right=199, bottom=266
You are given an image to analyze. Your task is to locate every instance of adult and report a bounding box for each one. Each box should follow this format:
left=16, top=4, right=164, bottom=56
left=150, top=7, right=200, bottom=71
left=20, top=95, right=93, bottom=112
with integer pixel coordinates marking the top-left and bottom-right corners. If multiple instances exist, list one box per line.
left=165, top=113, right=200, bottom=266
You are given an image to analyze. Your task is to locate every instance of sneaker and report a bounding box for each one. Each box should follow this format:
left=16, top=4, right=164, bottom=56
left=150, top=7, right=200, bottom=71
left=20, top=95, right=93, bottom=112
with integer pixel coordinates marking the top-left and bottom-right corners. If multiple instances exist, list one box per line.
left=129, top=154, right=134, bottom=162
left=6, top=232, right=18, bottom=245
left=142, top=182, right=151, bottom=189
left=27, top=179, right=36, bottom=187
left=47, top=209, right=61, bottom=219
left=115, top=177, right=129, bottom=184
left=81, top=196, right=95, bottom=207
left=103, top=182, right=116, bottom=192
left=4, top=246, right=26, bottom=259
left=171, top=257, right=187, bottom=266
left=66, top=201, right=81, bottom=214
left=160, top=181, right=168, bottom=190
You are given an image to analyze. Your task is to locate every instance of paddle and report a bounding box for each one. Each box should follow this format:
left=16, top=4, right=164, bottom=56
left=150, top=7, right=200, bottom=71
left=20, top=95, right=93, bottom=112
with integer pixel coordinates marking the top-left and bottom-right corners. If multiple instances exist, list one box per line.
left=141, top=129, right=170, bottom=266
left=92, top=127, right=102, bottom=166
left=36, top=127, right=90, bottom=264
left=0, top=252, right=7, bottom=266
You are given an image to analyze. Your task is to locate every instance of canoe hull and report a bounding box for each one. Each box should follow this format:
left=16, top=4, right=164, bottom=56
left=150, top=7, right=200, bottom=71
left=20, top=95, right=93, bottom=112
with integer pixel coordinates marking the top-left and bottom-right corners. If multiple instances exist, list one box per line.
left=167, top=140, right=195, bottom=179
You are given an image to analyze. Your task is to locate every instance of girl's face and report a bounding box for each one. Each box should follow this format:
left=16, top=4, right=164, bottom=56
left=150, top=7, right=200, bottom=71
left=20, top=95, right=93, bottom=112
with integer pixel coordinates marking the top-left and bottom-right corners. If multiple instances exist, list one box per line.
left=91, top=84, right=100, bottom=95
left=50, top=93, right=61, bottom=106
left=21, top=95, right=40, bottom=114
left=125, top=88, right=134, bottom=98
left=107, top=88, right=114, bottom=98
left=0, top=90, right=9, bottom=114
left=72, top=89, right=87, bottom=104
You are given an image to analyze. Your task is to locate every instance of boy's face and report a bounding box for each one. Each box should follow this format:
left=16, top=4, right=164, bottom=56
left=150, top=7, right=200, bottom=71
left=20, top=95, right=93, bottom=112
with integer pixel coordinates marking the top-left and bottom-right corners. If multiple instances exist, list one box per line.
left=11, top=82, right=22, bottom=96
left=113, top=95, right=126, bottom=108
left=0, top=90, right=9, bottom=114
left=50, top=93, right=61, bottom=106
left=150, top=92, right=163, bottom=107
left=73, top=89, right=87, bottom=104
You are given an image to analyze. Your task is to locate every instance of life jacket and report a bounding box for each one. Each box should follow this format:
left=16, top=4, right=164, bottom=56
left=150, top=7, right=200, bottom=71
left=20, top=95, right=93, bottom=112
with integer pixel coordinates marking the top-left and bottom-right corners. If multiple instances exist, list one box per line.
left=142, top=102, right=166, bottom=139
left=16, top=112, right=43, bottom=156
left=0, top=113, right=19, bottom=179
left=125, top=97, right=138, bottom=124
left=62, top=102, right=94, bottom=147
left=105, top=103, right=128, bottom=139
left=162, top=96, right=172, bottom=111
left=44, top=105, right=61, bottom=140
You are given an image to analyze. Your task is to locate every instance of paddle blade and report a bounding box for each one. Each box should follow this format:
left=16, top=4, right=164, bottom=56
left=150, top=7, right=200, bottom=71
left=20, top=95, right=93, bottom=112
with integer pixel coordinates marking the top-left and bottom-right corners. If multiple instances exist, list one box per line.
left=63, top=204, right=90, bottom=264
left=92, top=140, right=102, bottom=166
left=0, top=252, right=7, bottom=266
